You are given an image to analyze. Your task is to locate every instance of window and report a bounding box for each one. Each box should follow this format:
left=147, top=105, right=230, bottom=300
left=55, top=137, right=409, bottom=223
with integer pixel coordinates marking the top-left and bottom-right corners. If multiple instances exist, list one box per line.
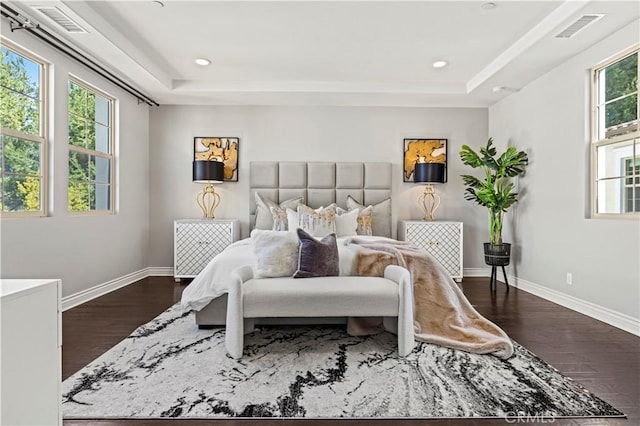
left=67, top=78, right=114, bottom=213
left=592, top=47, right=639, bottom=216
left=0, top=42, right=47, bottom=216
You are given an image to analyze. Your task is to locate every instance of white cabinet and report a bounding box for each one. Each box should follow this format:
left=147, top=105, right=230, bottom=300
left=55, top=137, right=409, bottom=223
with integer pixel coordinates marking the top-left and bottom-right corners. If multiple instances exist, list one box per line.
left=399, top=221, right=464, bottom=282
left=1, top=279, right=62, bottom=426
left=174, top=219, right=240, bottom=280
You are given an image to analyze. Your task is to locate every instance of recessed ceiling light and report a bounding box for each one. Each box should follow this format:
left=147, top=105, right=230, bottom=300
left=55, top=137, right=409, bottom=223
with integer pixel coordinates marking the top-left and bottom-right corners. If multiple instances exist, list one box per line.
left=195, top=58, right=211, bottom=66
left=151, top=1, right=164, bottom=7
left=493, top=86, right=519, bottom=93
left=481, top=2, right=497, bottom=10
left=432, top=60, right=448, bottom=69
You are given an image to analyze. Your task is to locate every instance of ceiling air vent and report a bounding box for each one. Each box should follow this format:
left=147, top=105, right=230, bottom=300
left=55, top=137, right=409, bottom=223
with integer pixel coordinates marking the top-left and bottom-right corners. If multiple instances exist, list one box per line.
left=555, top=14, right=604, bottom=38
left=32, top=6, right=87, bottom=33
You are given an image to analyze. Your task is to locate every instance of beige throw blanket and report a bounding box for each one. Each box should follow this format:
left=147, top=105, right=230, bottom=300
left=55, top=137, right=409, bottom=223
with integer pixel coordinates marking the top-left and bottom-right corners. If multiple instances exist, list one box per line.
left=346, top=238, right=514, bottom=359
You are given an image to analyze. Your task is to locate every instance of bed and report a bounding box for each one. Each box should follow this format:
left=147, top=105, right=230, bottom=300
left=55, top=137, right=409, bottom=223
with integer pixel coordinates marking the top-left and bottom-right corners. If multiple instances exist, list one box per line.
left=180, top=161, right=514, bottom=359
left=181, top=161, right=394, bottom=327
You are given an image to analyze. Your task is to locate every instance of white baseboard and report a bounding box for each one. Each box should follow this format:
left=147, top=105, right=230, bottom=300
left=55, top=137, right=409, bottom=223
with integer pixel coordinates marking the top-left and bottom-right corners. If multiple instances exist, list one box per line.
left=507, top=273, right=640, bottom=337
left=463, top=267, right=490, bottom=277
left=61, top=268, right=149, bottom=312
left=149, top=267, right=174, bottom=276
left=463, top=267, right=639, bottom=336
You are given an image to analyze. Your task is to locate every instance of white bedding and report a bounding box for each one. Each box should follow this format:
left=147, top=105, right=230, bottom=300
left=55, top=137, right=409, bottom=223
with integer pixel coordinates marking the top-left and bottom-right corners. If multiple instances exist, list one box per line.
left=180, top=235, right=391, bottom=312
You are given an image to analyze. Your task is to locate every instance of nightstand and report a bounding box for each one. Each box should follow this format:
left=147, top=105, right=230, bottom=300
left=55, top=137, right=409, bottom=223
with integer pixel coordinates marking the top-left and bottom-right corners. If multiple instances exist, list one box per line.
left=174, top=219, right=240, bottom=281
left=398, top=221, right=463, bottom=282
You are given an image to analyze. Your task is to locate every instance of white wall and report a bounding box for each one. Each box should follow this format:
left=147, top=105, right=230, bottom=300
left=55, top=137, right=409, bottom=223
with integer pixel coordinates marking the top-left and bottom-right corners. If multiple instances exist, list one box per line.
left=0, top=29, right=150, bottom=298
left=489, top=20, right=640, bottom=320
left=149, top=106, right=488, bottom=268
left=3, top=19, right=637, bottom=329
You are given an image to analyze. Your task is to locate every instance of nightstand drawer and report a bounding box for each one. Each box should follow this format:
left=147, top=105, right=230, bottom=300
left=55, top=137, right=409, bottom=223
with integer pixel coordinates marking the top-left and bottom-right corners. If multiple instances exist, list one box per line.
left=399, top=221, right=463, bottom=282
left=174, top=219, right=240, bottom=279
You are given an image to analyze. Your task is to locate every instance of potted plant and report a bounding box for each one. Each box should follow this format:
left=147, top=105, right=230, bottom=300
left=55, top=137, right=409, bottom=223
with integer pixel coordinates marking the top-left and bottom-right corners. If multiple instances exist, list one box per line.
left=459, top=138, right=528, bottom=287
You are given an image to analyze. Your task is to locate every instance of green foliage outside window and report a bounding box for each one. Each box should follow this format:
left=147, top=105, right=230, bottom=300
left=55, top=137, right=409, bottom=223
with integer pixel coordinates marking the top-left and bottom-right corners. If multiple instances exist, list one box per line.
left=68, top=81, right=94, bottom=211
left=603, top=53, right=638, bottom=130
left=0, top=46, right=42, bottom=212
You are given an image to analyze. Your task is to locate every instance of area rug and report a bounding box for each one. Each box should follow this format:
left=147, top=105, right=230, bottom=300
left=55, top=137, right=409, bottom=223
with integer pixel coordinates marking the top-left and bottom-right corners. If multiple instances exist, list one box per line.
left=62, top=304, right=624, bottom=419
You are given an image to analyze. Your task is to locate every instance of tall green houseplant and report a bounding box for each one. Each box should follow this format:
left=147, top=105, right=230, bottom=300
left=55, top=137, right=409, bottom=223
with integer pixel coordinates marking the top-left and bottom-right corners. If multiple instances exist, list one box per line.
left=459, top=138, right=528, bottom=245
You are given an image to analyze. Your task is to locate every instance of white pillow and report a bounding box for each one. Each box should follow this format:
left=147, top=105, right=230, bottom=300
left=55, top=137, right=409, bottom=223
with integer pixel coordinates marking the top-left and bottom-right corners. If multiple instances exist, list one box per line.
left=346, top=196, right=390, bottom=237
left=250, top=229, right=299, bottom=278
left=286, top=207, right=299, bottom=233
left=357, top=205, right=374, bottom=236
left=287, top=204, right=337, bottom=238
left=269, top=206, right=288, bottom=231
left=335, top=207, right=359, bottom=237
left=254, top=193, right=303, bottom=230
left=346, top=205, right=373, bottom=236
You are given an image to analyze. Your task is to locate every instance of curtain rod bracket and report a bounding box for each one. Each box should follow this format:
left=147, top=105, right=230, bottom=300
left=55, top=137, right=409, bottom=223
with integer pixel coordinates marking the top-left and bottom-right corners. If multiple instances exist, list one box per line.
left=9, top=18, right=38, bottom=32
left=138, top=98, right=156, bottom=106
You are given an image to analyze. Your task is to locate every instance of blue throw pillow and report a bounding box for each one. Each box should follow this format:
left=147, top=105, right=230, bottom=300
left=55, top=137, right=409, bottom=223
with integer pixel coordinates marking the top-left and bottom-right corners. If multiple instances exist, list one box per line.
left=293, top=228, right=339, bottom=278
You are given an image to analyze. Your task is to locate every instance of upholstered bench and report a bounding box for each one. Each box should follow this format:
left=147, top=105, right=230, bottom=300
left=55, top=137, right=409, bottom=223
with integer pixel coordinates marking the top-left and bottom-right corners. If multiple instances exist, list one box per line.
left=225, top=264, right=415, bottom=359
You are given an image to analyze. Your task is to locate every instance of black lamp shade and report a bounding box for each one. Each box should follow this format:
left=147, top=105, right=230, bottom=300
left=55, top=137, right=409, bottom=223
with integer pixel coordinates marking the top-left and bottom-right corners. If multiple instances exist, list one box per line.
left=414, top=162, right=446, bottom=183
left=193, top=160, right=224, bottom=183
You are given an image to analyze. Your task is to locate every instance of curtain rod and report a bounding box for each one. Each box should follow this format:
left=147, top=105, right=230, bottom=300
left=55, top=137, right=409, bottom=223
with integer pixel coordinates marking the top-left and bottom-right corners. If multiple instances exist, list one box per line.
left=1, top=3, right=159, bottom=107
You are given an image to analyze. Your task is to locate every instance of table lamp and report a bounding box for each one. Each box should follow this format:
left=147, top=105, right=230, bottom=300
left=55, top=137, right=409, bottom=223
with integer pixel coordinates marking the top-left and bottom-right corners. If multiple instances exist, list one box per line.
left=414, top=161, right=446, bottom=221
left=193, top=160, right=224, bottom=219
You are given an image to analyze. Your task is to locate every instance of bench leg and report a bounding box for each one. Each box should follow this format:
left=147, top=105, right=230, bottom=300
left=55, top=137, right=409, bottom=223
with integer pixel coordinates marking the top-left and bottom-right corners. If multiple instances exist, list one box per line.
left=385, top=265, right=415, bottom=357
left=225, top=273, right=245, bottom=359
left=225, top=310, right=243, bottom=359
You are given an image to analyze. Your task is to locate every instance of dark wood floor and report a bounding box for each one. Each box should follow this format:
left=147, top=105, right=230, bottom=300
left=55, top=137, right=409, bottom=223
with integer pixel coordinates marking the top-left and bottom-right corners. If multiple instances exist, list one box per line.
left=63, top=277, right=639, bottom=426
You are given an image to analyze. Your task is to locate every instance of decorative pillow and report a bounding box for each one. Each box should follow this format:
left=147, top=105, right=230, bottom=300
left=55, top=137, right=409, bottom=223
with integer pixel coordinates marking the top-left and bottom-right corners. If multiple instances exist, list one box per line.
left=288, top=204, right=337, bottom=237
left=334, top=207, right=360, bottom=237
left=269, top=206, right=288, bottom=231
left=286, top=207, right=299, bottom=232
left=254, top=193, right=303, bottom=230
left=355, top=206, right=373, bottom=236
left=293, top=228, right=339, bottom=278
left=346, top=196, right=390, bottom=237
left=251, top=229, right=299, bottom=278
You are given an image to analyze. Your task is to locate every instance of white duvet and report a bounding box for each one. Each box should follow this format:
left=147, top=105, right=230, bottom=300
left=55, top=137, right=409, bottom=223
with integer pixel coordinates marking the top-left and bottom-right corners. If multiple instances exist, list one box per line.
left=180, top=235, right=389, bottom=312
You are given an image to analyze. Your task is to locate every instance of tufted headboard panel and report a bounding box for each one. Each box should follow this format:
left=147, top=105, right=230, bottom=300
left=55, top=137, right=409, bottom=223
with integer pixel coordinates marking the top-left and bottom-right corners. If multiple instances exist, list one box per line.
left=250, top=161, right=392, bottom=236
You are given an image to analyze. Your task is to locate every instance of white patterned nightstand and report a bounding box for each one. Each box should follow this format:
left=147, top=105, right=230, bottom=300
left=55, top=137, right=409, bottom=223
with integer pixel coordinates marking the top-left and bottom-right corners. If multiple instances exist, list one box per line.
left=174, top=219, right=240, bottom=281
left=398, top=221, right=463, bottom=282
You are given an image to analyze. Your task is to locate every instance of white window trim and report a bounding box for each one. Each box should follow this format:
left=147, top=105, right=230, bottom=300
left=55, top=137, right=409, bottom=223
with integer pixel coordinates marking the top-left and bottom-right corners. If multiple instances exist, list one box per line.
left=590, top=44, right=640, bottom=219
left=0, top=39, right=48, bottom=218
left=67, top=75, right=115, bottom=215
left=622, top=155, right=639, bottom=212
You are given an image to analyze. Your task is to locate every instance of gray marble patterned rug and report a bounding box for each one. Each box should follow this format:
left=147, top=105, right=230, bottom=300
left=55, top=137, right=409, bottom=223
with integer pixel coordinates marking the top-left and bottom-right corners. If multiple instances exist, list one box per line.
left=62, top=304, right=624, bottom=420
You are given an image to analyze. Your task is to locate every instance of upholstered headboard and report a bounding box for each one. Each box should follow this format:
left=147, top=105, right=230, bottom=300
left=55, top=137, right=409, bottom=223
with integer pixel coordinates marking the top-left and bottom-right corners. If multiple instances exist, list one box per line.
left=250, top=161, right=392, bottom=236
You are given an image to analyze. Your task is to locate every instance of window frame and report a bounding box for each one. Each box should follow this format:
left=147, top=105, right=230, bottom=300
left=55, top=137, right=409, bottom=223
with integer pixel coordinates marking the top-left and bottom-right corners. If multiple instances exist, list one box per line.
left=621, top=156, right=640, bottom=212
left=67, top=75, right=115, bottom=215
left=590, top=44, right=640, bottom=219
left=0, top=39, right=48, bottom=218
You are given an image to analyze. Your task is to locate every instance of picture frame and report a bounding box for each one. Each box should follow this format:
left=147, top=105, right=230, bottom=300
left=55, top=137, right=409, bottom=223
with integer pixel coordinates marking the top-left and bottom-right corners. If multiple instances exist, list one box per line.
left=194, top=137, right=239, bottom=182
left=403, top=138, right=448, bottom=183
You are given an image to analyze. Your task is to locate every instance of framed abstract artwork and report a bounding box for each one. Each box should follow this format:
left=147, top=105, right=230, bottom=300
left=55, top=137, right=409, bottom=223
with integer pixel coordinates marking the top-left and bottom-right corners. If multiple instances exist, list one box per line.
left=403, top=138, right=448, bottom=182
left=194, top=137, right=239, bottom=182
